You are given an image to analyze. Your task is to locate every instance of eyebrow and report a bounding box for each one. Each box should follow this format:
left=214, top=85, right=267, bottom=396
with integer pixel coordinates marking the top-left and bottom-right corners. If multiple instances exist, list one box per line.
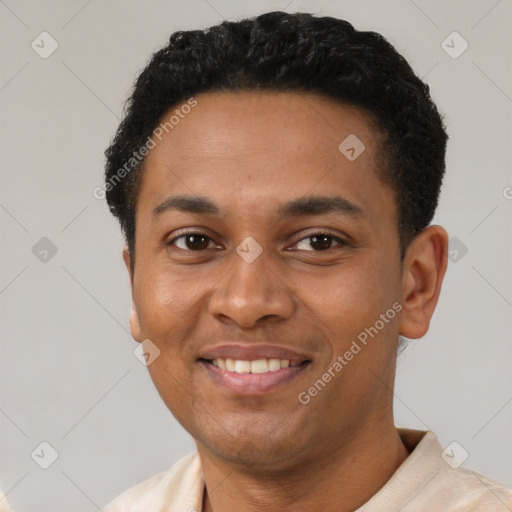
left=152, top=194, right=364, bottom=219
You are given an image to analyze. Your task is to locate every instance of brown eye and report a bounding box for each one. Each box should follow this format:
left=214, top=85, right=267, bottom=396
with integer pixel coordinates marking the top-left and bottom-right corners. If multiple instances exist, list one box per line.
left=295, top=233, right=343, bottom=251
left=172, top=233, right=212, bottom=251
left=309, top=235, right=334, bottom=251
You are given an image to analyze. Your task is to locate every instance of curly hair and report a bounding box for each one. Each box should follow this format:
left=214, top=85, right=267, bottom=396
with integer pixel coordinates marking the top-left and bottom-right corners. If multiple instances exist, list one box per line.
left=104, top=11, right=447, bottom=266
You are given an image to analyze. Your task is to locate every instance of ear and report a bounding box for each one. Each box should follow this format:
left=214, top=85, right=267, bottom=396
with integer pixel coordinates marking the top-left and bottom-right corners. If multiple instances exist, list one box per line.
left=123, top=246, right=142, bottom=343
left=399, top=225, right=449, bottom=339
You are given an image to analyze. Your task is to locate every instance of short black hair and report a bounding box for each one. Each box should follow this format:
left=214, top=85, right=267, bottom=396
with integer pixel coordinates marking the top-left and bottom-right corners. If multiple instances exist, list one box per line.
left=104, top=11, right=447, bottom=267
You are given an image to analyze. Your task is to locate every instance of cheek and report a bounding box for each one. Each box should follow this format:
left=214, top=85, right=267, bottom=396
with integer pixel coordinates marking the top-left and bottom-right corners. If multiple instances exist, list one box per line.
left=297, top=256, right=400, bottom=344
left=145, top=358, right=195, bottom=429
left=133, top=265, right=204, bottom=336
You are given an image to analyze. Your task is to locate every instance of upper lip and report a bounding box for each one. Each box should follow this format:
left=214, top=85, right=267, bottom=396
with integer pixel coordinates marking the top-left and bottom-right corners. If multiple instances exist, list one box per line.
left=197, top=343, right=313, bottom=363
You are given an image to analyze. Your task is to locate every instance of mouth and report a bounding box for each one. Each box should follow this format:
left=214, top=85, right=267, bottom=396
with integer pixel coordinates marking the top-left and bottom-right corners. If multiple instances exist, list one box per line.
left=203, top=357, right=309, bottom=373
left=199, top=358, right=312, bottom=395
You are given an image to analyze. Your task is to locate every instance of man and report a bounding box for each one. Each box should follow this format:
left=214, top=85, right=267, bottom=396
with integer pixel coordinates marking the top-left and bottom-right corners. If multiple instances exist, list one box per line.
left=101, top=11, right=511, bottom=511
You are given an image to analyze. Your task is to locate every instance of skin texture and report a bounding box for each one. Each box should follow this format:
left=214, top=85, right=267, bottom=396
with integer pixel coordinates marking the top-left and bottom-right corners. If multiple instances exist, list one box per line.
left=123, top=91, right=448, bottom=512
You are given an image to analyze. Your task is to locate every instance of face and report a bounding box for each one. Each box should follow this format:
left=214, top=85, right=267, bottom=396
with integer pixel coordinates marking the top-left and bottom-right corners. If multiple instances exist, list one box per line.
left=126, top=91, right=405, bottom=470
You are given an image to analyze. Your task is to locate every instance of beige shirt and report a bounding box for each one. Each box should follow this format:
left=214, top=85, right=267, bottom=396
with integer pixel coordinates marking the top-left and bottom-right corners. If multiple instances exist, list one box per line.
left=0, top=493, right=13, bottom=512
left=102, top=429, right=512, bottom=511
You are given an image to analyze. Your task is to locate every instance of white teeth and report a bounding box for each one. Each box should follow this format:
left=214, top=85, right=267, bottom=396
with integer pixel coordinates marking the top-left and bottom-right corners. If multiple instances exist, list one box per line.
left=234, top=360, right=251, bottom=373
left=250, top=359, right=268, bottom=373
left=268, top=358, right=281, bottom=371
left=210, top=357, right=302, bottom=373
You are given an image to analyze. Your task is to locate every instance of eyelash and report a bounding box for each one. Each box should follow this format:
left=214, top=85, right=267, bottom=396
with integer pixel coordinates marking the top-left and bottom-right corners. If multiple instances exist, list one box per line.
left=167, top=231, right=348, bottom=253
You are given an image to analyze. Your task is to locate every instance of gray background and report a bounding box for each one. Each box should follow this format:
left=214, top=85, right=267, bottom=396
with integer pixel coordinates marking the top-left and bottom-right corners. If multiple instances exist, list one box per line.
left=0, top=0, right=510, bottom=510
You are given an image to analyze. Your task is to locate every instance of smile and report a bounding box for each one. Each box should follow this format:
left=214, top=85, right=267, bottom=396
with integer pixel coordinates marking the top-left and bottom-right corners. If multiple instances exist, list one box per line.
left=199, top=358, right=311, bottom=395
left=210, top=357, right=300, bottom=373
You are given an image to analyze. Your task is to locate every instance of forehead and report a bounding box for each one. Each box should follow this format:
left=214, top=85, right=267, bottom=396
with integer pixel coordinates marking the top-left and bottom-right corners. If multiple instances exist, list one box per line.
left=137, top=90, right=394, bottom=224
left=150, top=91, right=380, bottom=162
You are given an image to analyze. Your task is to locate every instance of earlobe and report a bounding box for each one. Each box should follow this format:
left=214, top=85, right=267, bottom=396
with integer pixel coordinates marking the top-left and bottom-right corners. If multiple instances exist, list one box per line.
left=399, top=225, right=449, bottom=339
left=129, top=302, right=143, bottom=343
left=122, top=246, right=142, bottom=343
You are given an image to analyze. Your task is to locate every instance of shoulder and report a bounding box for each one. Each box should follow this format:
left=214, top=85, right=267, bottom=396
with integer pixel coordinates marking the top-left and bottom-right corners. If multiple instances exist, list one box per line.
left=0, top=492, right=14, bottom=512
left=102, top=451, right=204, bottom=512
left=361, top=429, right=512, bottom=511
left=435, top=466, right=512, bottom=511
left=412, top=431, right=512, bottom=510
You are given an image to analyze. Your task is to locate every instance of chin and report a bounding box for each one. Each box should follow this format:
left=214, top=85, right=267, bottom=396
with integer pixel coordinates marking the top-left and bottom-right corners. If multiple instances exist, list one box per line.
left=197, top=420, right=312, bottom=473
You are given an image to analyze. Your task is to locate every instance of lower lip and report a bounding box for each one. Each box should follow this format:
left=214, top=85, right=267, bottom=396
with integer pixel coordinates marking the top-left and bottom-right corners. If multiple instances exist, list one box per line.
left=199, top=360, right=310, bottom=395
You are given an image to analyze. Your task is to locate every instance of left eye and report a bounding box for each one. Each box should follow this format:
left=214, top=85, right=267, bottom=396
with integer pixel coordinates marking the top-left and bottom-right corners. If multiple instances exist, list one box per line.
left=294, top=234, right=344, bottom=251
left=171, top=233, right=217, bottom=251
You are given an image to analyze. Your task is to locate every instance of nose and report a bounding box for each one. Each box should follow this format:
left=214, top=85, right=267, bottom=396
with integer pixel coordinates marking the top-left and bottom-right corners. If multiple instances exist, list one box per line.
left=208, top=247, right=295, bottom=328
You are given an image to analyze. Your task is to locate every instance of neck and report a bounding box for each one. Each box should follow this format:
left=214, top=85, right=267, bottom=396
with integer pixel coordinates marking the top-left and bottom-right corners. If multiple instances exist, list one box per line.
left=198, top=421, right=410, bottom=512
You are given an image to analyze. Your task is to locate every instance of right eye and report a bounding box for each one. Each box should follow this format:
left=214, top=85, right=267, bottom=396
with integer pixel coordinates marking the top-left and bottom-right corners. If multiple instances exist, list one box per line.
left=168, top=232, right=219, bottom=252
